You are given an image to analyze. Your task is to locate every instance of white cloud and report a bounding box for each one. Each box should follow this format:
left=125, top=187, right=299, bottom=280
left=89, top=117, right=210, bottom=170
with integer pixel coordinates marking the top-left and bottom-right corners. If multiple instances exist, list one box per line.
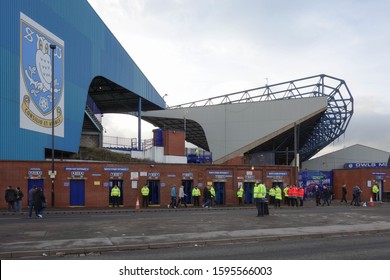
left=88, top=0, right=390, bottom=153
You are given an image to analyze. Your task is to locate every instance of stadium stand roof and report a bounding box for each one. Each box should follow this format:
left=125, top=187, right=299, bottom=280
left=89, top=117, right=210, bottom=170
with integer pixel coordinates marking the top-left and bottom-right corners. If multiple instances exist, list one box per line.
left=141, top=74, right=353, bottom=164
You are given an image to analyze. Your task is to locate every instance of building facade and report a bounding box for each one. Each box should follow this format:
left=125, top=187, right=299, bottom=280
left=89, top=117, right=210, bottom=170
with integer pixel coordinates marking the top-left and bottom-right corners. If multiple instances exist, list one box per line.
left=333, top=168, right=389, bottom=202
left=0, top=161, right=296, bottom=209
left=0, top=0, right=164, bottom=161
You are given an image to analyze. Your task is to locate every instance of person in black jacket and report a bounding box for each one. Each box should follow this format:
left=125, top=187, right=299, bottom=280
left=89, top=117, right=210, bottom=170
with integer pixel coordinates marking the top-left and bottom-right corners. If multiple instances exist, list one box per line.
left=33, top=187, right=46, bottom=218
left=322, top=186, right=330, bottom=206
left=202, top=186, right=212, bottom=208
left=340, top=184, right=348, bottom=204
left=5, top=186, right=17, bottom=212
left=314, top=185, right=321, bottom=206
left=15, top=187, right=24, bottom=212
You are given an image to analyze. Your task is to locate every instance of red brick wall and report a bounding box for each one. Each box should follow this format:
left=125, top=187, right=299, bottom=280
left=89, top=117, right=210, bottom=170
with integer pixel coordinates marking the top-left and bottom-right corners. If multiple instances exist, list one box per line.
left=333, top=168, right=389, bottom=201
left=0, top=160, right=296, bottom=208
left=163, top=130, right=185, bottom=156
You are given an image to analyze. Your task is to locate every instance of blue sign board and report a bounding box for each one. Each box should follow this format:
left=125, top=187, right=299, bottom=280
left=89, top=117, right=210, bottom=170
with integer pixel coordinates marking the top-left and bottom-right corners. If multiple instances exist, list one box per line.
left=344, top=162, right=387, bottom=169
left=268, top=172, right=288, bottom=177
left=104, top=167, right=129, bottom=172
left=208, top=171, right=231, bottom=175
left=65, top=167, right=91, bottom=171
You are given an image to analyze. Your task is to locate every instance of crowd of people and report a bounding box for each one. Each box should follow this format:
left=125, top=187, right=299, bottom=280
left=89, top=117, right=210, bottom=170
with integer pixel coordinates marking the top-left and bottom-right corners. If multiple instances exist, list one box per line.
left=167, top=185, right=204, bottom=209
left=5, top=181, right=377, bottom=214
left=4, top=185, right=46, bottom=217
left=4, top=186, right=23, bottom=212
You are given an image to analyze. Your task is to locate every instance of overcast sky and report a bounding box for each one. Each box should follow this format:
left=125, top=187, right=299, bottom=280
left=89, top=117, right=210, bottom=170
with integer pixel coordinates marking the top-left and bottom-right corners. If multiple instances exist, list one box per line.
left=87, top=0, right=390, bottom=156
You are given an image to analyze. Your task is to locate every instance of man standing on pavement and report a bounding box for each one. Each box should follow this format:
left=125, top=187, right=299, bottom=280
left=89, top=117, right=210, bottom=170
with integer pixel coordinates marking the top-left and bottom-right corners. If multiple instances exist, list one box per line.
left=210, top=185, right=216, bottom=207
left=315, top=185, right=321, bottom=206
left=268, top=185, right=275, bottom=206
left=28, top=186, right=37, bottom=218
left=274, top=185, right=282, bottom=208
left=298, top=185, right=305, bottom=207
left=141, top=183, right=149, bottom=207
left=192, top=185, right=201, bottom=206
left=290, top=184, right=298, bottom=207
left=177, top=185, right=187, bottom=208
left=372, top=182, right=379, bottom=201
left=283, top=185, right=290, bottom=206
left=353, top=185, right=362, bottom=206
left=5, top=186, right=17, bottom=212
left=110, top=185, right=121, bottom=207
left=340, top=184, right=348, bottom=204
left=254, top=181, right=267, bottom=216
left=15, top=186, right=24, bottom=212
left=202, top=185, right=212, bottom=208
left=237, top=185, right=244, bottom=206
left=168, top=185, right=177, bottom=208
left=322, top=186, right=331, bottom=206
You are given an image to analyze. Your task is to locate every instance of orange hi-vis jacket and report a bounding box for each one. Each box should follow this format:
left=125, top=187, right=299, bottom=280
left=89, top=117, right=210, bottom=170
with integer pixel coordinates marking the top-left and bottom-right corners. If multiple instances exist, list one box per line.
left=298, top=188, right=305, bottom=198
left=291, top=185, right=299, bottom=197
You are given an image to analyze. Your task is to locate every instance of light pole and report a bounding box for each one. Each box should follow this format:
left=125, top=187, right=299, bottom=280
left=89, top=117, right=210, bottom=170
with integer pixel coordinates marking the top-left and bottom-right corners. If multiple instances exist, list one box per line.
left=183, top=110, right=188, bottom=155
left=183, top=110, right=189, bottom=137
left=50, top=44, right=56, bottom=207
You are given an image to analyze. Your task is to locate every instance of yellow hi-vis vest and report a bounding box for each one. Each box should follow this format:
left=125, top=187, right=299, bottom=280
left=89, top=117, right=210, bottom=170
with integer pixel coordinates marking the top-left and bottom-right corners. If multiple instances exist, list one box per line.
left=275, top=187, right=282, bottom=200
left=254, top=184, right=261, bottom=198
left=111, top=187, right=121, bottom=197
left=141, top=186, right=149, bottom=196
left=210, top=187, right=216, bottom=197
left=284, top=187, right=289, bottom=197
left=258, top=184, right=267, bottom=199
left=192, top=188, right=201, bottom=196
left=237, top=188, right=244, bottom=198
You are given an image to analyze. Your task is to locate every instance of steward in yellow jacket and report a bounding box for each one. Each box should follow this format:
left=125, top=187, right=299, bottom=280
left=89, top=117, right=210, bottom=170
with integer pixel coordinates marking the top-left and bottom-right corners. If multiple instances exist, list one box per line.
left=192, top=186, right=201, bottom=206
left=274, top=185, right=282, bottom=208
left=237, top=187, right=244, bottom=206
left=110, top=185, right=121, bottom=207
left=141, top=185, right=149, bottom=207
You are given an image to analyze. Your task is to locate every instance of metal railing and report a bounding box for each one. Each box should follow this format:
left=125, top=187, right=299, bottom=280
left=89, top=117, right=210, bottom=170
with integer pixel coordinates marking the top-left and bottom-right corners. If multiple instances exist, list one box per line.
left=103, top=136, right=153, bottom=151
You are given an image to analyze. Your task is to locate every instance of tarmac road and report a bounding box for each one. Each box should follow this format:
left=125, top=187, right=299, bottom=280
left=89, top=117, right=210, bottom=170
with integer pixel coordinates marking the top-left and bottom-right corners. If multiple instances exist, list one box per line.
left=1, top=201, right=390, bottom=259
left=42, top=232, right=390, bottom=260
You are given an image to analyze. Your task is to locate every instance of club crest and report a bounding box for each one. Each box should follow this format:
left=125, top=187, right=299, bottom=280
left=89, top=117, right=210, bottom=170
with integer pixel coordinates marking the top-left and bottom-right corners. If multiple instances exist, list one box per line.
left=20, top=12, right=64, bottom=136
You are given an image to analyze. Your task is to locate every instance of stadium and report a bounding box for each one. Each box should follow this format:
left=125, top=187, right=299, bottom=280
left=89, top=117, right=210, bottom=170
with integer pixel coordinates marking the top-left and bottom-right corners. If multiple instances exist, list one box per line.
left=1, top=1, right=387, bottom=208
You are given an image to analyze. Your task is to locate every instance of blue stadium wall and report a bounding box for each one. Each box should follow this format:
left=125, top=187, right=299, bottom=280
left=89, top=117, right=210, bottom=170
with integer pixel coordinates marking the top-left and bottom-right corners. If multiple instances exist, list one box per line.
left=0, top=0, right=163, bottom=160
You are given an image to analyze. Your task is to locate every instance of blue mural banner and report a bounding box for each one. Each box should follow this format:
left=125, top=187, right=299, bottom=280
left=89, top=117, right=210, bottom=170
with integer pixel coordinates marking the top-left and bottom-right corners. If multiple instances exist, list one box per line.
left=299, top=170, right=333, bottom=199
left=20, top=12, right=65, bottom=136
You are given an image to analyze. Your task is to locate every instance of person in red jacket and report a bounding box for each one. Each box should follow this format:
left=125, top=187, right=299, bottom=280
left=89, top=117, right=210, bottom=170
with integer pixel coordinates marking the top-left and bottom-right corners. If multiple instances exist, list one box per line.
left=298, top=186, right=305, bottom=207
left=290, top=185, right=299, bottom=207
left=287, top=186, right=293, bottom=207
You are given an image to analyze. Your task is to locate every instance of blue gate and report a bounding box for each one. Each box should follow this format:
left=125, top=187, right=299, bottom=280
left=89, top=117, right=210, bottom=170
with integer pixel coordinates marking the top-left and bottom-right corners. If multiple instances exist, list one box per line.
left=244, top=182, right=254, bottom=204
left=28, top=179, right=44, bottom=192
left=181, top=180, right=193, bottom=204
left=148, top=180, right=160, bottom=205
left=70, top=180, right=85, bottom=206
left=213, top=182, right=225, bottom=205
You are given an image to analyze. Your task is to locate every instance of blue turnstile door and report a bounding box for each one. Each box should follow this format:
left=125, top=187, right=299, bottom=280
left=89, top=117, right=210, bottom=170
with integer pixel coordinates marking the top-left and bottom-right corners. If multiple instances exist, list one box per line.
left=70, top=180, right=85, bottom=206
left=148, top=180, right=160, bottom=205
left=244, top=182, right=254, bottom=204
left=28, top=179, right=44, bottom=192
left=214, top=182, right=225, bottom=205
left=181, top=180, right=193, bottom=204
